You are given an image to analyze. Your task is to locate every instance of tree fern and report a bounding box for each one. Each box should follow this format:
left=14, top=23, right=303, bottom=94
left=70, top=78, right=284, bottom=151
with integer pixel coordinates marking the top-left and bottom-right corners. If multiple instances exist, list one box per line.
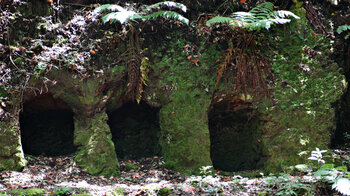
left=93, top=1, right=188, bottom=102
left=94, top=1, right=188, bottom=25
left=206, top=2, right=300, bottom=31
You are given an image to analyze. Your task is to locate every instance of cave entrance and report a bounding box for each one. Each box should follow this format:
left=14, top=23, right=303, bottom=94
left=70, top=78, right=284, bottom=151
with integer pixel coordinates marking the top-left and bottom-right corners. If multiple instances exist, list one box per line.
left=20, top=93, right=76, bottom=156
left=107, top=101, right=161, bottom=159
left=208, top=94, right=264, bottom=171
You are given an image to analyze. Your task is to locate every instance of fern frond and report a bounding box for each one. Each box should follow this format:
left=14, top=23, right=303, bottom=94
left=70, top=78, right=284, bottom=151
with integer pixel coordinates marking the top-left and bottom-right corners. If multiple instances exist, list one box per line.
left=206, top=16, right=235, bottom=26
left=94, top=4, right=125, bottom=14
left=272, top=10, right=300, bottom=20
left=144, top=11, right=189, bottom=25
left=337, top=25, right=350, bottom=34
left=208, top=2, right=300, bottom=30
left=101, top=11, right=140, bottom=24
left=148, top=1, right=187, bottom=13
left=249, top=2, right=274, bottom=16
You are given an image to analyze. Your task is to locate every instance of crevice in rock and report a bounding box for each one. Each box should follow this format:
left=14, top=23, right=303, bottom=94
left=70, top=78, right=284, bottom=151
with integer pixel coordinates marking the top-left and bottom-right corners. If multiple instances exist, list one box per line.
left=107, top=101, right=161, bottom=159
left=19, top=93, right=76, bottom=156
left=208, top=94, right=265, bottom=171
left=332, top=42, right=350, bottom=147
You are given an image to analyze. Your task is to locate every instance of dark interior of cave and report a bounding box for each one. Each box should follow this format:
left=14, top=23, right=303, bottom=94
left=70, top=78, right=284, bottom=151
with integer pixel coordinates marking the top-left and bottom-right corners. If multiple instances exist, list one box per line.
left=20, top=94, right=76, bottom=156
left=208, top=97, right=265, bottom=172
left=107, top=101, right=161, bottom=159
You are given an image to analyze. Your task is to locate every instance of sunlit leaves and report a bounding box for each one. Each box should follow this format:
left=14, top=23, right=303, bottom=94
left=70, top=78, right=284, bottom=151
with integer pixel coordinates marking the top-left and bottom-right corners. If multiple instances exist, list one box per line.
left=94, top=1, right=189, bottom=26
left=206, top=2, right=300, bottom=31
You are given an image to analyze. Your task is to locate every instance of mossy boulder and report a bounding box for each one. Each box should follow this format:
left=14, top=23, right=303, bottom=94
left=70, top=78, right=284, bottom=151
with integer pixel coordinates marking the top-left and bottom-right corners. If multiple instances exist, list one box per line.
left=0, top=106, right=26, bottom=171
left=2, top=188, right=44, bottom=196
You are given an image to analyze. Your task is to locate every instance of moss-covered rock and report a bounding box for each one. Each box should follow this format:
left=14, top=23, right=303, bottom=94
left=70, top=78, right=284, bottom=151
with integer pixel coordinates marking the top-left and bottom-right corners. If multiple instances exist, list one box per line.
left=74, top=111, right=119, bottom=177
left=2, top=188, right=44, bottom=196
left=259, top=6, right=346, bottom=172
left=153, top=34, right=218, bottom=172
left=0, top=105, right=26, bottom=171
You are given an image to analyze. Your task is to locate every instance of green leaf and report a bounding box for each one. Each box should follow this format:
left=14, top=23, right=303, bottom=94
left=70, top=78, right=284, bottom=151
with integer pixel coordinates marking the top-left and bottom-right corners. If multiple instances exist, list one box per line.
left=320, top=164, right=335, bottom=170
left=337, top=25, right=350, bottom=34
left=335, top=166, right=348, bottom=172
left=313, top=168, right=333, bottom=177
left=295, top=164, right=310, bottom=172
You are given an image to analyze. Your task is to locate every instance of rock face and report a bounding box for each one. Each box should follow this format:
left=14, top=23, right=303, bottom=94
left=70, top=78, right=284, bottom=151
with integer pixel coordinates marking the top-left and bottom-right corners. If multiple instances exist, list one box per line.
left=0, top=0, right=348, bottom=177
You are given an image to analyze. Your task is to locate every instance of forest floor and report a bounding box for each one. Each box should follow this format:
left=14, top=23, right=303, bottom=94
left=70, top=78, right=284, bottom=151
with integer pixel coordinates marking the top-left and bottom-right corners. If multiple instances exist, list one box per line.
left=0, top=154, right=341, bottom=196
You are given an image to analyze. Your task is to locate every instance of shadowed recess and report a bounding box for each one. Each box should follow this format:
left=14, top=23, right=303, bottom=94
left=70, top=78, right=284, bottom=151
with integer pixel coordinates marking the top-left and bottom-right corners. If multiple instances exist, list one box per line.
left=208, top=95, right=265, bottom=171
left=20, top=94, right=76, bottom=156
left=107, top=101, right=161, bottom=159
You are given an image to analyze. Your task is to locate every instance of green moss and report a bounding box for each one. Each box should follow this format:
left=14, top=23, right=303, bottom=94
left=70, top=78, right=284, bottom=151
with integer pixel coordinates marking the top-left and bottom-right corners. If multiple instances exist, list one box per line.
left=113, top=188, right=124, bottom=196
left=153, top=34, right=218, bottom=172
left=74, top=111, right=119, bottom=177
left=260, top=9, right=346, bottom=172
left=158, top=187, right=172, bottom=196
left=3, top=188, right=44, bottom=196
left=0, top=115, right=26, bottom=171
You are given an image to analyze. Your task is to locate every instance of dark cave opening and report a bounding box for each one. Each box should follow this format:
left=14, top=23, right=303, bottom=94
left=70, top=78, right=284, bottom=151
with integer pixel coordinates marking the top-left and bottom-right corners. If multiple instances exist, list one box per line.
left=332, top=43, right=350, bottom=147
left=107, top=101, right=161, bottom=159
left=20, top=94, right=76, bottom=156
left=208, top=96, right=265, bottom=172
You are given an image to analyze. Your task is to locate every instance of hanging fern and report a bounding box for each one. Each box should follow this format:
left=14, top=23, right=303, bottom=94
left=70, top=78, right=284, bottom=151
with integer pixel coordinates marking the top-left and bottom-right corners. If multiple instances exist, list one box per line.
left=94, top=1, right=188, bottom=102
left=205, top=2, right=300, bottom=100
left=206, top=2, right=300, bottom=31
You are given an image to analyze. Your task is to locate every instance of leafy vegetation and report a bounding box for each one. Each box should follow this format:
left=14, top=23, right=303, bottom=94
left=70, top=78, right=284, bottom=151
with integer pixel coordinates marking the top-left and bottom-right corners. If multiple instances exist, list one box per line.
left=206, top=2, right=300, bottom=31
left=94, top=1, right=189, bottom=102
left=205, top=2, right=300, bottom=99
left=337, top=24, right=350, bottom=39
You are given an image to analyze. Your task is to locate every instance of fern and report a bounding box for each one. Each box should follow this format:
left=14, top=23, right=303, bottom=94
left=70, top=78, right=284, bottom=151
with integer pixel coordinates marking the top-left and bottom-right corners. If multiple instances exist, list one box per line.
left=101, top=11, right=141, bottom=24
left=94, top=1, right=188, bottom=25
left=93, top=4, right=125, bottom=14
left=205, top=16, right=238, bottom=26
left=337, top=24, right=350, bottom=39
left=206, top=2, right=300, bottom=31
left=94, top=1, right=188, bottom=102
left=144, top=11, right=189, bottom=25
left=147, top=1, right=187, bottom=13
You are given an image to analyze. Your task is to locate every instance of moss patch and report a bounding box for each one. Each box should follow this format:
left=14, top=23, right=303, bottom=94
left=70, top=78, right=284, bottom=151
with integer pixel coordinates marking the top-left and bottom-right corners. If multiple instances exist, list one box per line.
left=0, top=111, right=26, bottom=171
left=260, top=7, right=346, bottom=172
left=74, top=111, right=119, bottom=177
left=152, top=34, right=219, bottom=172
left=2, top=188, right=44, bottom=196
